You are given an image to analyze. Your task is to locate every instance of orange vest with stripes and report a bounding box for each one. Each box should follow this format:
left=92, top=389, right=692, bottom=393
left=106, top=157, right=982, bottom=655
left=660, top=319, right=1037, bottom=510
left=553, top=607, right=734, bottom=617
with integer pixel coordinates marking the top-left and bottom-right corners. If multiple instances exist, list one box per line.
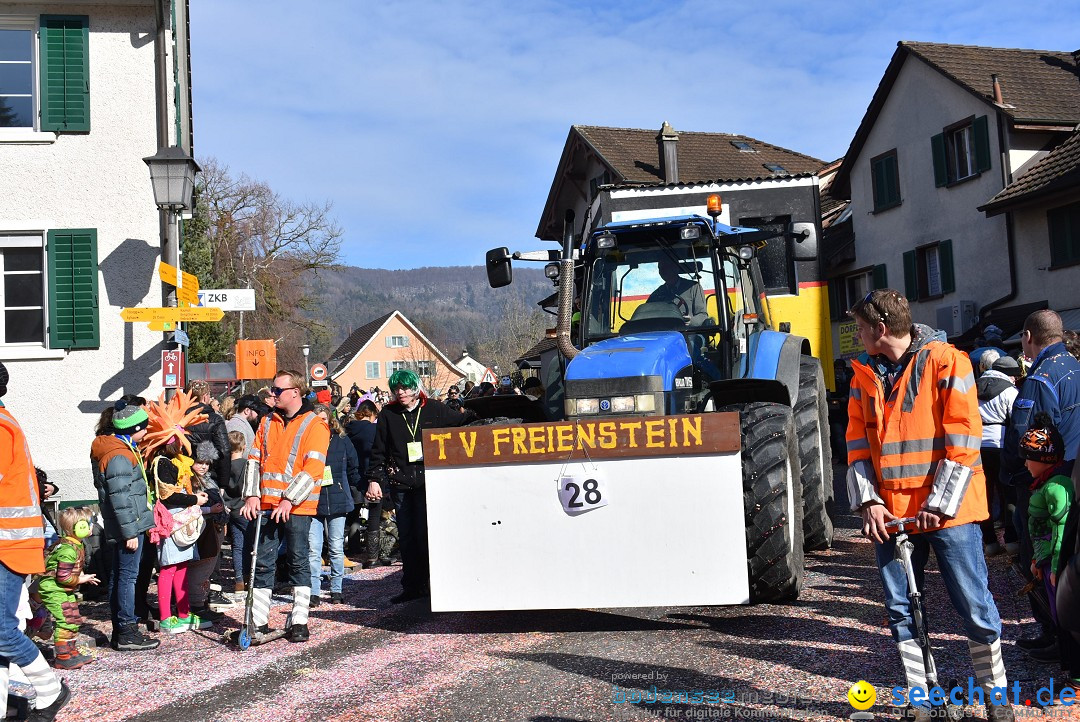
left=249, top=409, right=330, bottom=516
left=0, top=406, right=45, bottom=574
left=847, top=340, right=988, bottom=528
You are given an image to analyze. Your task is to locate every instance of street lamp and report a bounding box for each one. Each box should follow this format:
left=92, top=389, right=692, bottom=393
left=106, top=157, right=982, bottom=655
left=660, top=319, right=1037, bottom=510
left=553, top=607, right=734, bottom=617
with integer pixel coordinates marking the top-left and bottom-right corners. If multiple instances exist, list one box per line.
left=302, top=344, right=310, bottom=382
left=143, top=146, right=200, bottom=211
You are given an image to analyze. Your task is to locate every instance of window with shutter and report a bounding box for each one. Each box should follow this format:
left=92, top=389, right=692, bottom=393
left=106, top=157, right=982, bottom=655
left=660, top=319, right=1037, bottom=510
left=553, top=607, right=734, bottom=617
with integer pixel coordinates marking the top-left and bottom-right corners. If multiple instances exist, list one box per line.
left=38, top=15, right=90, bottom=132
left=47, top=228, right=99, bottom=349
left=0, top=20, right=36, bottom=131
left=932, top=116, right=990, bottom=187
left=870, top=150, right=901, bottom=212
left=902, top=241, right=954, bottom=302
left=1048, top=201, right=1080, bottom=267
left=365, top=361, right=380, bottom=379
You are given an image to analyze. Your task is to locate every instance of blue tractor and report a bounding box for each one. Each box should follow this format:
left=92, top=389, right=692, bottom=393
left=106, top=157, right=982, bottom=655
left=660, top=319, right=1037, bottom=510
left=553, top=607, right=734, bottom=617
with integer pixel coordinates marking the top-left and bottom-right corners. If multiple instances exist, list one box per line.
left=485, top=199, right=834, bottom=602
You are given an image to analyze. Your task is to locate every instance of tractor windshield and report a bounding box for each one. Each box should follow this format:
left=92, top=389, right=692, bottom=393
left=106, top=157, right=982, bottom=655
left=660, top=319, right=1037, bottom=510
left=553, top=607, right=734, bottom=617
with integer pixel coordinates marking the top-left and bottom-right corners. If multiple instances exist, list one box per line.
left=584, top=234, right=736, bottom=341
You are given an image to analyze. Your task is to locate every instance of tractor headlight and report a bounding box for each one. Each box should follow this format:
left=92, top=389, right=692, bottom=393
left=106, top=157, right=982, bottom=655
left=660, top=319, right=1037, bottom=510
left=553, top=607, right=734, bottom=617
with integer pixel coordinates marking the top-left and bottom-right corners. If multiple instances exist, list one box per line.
left=610, top=396, right=635, bottom=413
left=738, top=246, right=755, bottom=260
left=566, top=398, right=599, bottom=416
left=634, top=393, right=656, bottom=412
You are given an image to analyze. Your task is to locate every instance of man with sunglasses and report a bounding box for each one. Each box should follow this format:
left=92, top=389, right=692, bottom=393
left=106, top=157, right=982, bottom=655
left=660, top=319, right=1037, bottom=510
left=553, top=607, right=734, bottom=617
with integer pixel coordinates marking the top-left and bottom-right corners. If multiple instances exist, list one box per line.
left=846, top=290, right=1012, bottom=722
left=240, top=370, right=330, bottom=644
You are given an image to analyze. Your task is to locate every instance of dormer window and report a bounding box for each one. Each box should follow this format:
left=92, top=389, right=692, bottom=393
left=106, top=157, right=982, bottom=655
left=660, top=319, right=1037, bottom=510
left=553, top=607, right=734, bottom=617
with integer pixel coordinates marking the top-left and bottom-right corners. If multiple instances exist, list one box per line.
left=763, top=163, right=787, bottom=174
left=731, top=141, right=755, bottom=152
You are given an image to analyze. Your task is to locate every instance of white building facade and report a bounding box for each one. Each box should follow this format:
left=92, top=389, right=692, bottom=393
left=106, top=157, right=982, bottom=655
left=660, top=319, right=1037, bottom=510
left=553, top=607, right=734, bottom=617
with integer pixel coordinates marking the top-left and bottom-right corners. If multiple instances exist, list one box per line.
left=0, top=0, right=188, bottom=500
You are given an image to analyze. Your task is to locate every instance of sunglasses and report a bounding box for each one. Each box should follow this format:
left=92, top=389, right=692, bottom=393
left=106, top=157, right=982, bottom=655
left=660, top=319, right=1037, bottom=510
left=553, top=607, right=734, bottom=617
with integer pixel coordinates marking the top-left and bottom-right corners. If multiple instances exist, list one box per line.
left=853, top=291, right=889, bottom=321
left=271, top=386, right=296, bottom=397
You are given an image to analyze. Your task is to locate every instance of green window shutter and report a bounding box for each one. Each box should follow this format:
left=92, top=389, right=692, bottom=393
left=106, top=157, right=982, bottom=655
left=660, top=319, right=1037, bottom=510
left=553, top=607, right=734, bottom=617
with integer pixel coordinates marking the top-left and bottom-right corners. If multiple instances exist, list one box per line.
left=47, top=229, right=99, bottom=349
left=973, top=115, right=991, bottom=173
left=871, top=157, right=887, bottom=211
left=903, top=250, right=918, bottom=300
left=931, top=133, right=947, bottom=187
left=884, top=155, right=900, bottom=206
left=938, top=240, right=955, bottom=294
left=872, top=264, right=888, bottom=289
left=39, top=15, right=90, bottom=133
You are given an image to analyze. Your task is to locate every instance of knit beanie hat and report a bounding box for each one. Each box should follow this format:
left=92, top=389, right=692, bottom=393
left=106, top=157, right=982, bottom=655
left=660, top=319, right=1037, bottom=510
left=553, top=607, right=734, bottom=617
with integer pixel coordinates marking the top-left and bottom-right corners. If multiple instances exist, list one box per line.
left=1019, top=412, right=1065, bottom=463
left=991, top=355, right=1021, bottom=377
left=0, top=362, right=8, bottom=397
left=194, top=439, right=220, bottom=463
left=112, top=400, right=149, bottom=434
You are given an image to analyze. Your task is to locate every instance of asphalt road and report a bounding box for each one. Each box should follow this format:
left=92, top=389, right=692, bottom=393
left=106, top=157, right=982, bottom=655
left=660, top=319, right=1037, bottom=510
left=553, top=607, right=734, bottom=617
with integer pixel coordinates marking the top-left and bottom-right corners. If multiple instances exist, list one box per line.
left=45, top=486, right=1074, bottom=722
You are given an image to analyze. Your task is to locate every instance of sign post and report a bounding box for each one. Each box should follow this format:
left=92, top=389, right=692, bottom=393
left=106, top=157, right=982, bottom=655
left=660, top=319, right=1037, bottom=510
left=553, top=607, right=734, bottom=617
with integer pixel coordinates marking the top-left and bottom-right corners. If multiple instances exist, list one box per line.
left=162, top=350, right=185, bottom=389
left=309, top=363, right=328, bottom=382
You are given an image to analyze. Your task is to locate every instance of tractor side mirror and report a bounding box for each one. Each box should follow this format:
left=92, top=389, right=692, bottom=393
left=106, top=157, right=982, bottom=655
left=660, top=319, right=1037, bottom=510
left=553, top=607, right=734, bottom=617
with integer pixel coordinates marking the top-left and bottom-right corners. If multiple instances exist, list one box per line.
left=486, top=247, right=513, bottom=288
left=790, top=222, right=818, bottom=261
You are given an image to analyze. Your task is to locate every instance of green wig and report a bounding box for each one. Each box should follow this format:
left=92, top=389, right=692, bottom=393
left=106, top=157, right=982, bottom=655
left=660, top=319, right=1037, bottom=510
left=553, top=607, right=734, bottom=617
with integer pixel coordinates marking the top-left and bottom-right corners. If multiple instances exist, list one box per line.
left=388, top=369, right=420, bottom=391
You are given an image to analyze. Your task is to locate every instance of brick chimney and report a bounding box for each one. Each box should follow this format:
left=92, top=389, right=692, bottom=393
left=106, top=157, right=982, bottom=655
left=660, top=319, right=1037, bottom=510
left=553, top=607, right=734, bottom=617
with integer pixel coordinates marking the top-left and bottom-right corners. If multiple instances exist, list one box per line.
left=656, top=121, right=679, bottom=184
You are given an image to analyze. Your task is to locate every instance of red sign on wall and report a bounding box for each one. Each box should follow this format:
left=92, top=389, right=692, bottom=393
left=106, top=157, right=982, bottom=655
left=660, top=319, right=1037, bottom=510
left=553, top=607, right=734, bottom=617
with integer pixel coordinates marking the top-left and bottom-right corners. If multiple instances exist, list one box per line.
left=162, top=350, right=185, bottom=388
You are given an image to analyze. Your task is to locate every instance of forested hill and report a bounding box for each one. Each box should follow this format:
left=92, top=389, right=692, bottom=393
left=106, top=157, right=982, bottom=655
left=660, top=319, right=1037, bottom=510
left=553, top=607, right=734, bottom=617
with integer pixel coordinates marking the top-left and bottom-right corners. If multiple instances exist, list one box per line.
left=304, top=265, right=553, bottom=360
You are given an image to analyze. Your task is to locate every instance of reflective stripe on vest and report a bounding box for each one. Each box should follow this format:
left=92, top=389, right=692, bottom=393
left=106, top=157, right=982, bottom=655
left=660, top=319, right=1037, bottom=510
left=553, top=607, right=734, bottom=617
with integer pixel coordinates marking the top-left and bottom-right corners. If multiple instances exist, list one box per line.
left=284, top=415, right=316, bottom=477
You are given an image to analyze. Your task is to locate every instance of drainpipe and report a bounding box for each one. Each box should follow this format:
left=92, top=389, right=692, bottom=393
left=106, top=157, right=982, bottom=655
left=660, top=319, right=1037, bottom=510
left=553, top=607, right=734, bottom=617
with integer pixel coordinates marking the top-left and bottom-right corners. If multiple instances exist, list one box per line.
left=555, top=210, right=579, bottom=360
left=979, top=87, right=1018, bottom=319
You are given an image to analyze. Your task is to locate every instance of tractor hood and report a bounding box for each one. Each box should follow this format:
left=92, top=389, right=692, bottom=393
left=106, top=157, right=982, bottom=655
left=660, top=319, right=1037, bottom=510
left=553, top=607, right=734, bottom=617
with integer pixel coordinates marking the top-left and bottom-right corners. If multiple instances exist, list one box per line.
left=565, top=332, right=692, bottom=389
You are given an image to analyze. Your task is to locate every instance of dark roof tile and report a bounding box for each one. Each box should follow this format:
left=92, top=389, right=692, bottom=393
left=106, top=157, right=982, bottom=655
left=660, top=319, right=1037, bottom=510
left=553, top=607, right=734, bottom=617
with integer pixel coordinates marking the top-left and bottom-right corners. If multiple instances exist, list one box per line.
left=575, top=125, right=825, bottom=186
left=981, top=129, right=1080, bottom=214
left=327, top=311, right=395, bottom=367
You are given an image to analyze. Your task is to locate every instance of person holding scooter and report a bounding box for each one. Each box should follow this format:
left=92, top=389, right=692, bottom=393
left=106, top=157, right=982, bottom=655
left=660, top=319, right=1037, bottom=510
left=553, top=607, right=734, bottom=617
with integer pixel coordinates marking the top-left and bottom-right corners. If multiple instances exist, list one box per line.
left=846, top=290, right=1014, bottom=722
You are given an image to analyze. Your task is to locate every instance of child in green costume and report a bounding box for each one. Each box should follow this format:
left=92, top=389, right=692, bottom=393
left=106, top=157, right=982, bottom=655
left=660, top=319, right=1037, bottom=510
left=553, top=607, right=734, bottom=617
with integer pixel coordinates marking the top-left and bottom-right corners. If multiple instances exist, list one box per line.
left=36, top=507, right=99, bottom=669
left=1019, top=412, right=1075, bottom=623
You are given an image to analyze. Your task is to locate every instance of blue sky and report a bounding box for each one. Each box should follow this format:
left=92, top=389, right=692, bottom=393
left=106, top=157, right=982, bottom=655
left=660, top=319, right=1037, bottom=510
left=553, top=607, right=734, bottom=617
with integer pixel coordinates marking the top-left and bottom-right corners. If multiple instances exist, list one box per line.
left=190, top=1, right=1080, bottom=270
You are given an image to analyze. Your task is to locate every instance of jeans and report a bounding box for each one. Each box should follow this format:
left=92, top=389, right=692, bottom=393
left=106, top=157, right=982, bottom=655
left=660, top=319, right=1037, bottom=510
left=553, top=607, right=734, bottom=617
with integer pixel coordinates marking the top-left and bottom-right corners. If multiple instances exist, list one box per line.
left=397, top=488, right=429, bottom=594
left=874, top=521, right=1001, bottom=644
left=230, top=513, right=254, bottom=586
left=309, top=514, right=346, bottom=593
left=0, top=562, right=41, bottom=667
left=253, top=512, right=311, bottom=590
left=109, top=533, right=144, bottom=629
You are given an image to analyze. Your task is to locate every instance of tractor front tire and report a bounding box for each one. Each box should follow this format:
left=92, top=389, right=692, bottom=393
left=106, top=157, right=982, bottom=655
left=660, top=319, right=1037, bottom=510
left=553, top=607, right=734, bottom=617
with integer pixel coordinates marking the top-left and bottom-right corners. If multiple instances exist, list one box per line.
left=796, top=356, right=835, bottom=551
left=719, top=401, right=804, bottom=603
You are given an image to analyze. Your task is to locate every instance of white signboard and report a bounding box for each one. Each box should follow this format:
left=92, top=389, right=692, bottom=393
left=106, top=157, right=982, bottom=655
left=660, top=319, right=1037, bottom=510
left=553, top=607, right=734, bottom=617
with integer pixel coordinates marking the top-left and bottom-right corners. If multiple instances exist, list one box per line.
left=196, top=288, right=256, bottom=312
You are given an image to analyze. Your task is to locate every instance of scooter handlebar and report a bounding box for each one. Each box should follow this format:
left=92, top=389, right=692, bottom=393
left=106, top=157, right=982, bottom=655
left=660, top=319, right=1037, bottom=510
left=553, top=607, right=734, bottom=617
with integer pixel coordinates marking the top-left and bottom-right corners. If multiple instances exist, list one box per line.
left=885, top=517, right=920, bottom=532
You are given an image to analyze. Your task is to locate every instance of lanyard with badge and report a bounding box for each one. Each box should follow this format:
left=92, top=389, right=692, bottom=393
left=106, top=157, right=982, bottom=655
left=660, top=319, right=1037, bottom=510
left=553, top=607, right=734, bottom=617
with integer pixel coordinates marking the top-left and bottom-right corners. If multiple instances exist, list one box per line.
left=406, top=407, right=424, bottom=463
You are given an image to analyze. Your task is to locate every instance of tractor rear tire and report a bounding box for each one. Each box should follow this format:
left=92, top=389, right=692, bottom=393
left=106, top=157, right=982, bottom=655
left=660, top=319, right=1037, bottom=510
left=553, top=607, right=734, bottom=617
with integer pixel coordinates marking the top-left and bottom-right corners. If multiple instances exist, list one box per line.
left=797, top=356, right=835, bottom=551
left=718, top=401, right=804, bottom=603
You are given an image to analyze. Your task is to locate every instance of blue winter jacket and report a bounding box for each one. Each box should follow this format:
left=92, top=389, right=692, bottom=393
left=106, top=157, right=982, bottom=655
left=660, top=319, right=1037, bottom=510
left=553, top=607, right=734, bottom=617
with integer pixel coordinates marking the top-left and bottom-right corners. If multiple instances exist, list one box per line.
left=1003, top=341, right=1080, bottom=485
left=316, top=434, right=359, bottom=517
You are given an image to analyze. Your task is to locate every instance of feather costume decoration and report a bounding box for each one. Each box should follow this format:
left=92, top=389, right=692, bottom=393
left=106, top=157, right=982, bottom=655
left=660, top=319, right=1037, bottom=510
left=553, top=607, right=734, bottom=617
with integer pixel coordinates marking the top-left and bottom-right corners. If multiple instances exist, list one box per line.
left=140, top=390, right=208, bottom=461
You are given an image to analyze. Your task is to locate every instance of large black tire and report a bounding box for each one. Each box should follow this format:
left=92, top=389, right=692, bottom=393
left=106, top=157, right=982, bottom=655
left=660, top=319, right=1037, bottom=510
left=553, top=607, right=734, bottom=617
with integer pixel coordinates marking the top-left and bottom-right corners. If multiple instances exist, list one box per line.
left=797, top=356, right=835, bottom=551
left=718, top=401, right=804, bottom=603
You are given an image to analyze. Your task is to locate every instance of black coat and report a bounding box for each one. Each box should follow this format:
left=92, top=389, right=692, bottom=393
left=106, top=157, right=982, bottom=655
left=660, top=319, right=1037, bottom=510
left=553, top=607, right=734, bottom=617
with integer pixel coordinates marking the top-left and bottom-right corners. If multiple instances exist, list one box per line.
left=345, top=419, right=377, bottom=475
left=187, top=402, right=231, bottom=488
left=366, top=397, right=469, bottom=490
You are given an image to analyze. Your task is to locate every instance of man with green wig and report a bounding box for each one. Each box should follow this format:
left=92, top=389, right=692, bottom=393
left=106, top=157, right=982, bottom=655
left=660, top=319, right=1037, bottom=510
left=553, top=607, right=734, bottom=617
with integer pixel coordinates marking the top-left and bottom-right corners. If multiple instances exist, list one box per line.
left=365, top=369, right=471, bottom=603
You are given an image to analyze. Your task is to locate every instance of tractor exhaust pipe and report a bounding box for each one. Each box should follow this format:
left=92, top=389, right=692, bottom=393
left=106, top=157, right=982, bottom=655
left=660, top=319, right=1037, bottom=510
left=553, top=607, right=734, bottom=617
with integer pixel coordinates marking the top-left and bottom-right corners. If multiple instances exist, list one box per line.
left=556, top=209, right=579, bottom=360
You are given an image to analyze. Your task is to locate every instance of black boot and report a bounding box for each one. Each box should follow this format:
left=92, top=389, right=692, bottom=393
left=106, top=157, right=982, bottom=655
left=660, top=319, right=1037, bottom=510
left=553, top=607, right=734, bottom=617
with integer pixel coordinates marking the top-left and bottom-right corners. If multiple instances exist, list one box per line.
left=26, top=681, right=71, bottom=721
left=112, top=623, right=160, bottom=651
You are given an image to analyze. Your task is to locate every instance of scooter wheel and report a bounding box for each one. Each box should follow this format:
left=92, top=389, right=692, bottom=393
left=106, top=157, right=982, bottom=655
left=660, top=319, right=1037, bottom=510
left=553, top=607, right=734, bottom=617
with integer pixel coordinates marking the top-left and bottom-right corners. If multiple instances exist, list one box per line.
left=238, top=629, right=251, bottom=650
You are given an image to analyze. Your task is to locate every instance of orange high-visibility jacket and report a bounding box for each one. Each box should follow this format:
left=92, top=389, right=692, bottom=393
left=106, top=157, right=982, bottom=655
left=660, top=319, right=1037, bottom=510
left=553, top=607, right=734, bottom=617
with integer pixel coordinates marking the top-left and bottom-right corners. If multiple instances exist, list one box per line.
left=249, top=405, right=330, bottom=516
left=0, top=405, right=44, bottom=574
left=846, top=330, right=987, bottom=529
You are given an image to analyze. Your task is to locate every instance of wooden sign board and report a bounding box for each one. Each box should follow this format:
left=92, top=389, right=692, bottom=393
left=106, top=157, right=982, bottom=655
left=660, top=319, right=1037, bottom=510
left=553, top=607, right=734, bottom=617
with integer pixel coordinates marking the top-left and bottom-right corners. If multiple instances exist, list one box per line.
left=158, top=261, right=200, bottom=293
left=423, top=412, right=740, bottom=467
left=236, top=339, right=277, bottom=380
left=121, top=306, right=223, bottom=323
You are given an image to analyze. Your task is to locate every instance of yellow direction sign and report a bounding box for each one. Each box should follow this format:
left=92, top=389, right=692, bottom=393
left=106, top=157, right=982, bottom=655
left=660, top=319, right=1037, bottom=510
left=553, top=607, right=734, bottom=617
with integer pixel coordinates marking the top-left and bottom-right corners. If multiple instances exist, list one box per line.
left=120, top=306, right=223, bottom=323
left=158, top=262, right=200, bottom=293
left=175, top=285, right=200, bottom=306
left=148, top=320, right=176, bottom=331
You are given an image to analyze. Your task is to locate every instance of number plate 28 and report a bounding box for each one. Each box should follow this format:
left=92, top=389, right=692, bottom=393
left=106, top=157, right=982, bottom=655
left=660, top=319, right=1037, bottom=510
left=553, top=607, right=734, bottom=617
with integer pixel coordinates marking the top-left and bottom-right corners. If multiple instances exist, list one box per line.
left=557, top=472, right=609, bottom=516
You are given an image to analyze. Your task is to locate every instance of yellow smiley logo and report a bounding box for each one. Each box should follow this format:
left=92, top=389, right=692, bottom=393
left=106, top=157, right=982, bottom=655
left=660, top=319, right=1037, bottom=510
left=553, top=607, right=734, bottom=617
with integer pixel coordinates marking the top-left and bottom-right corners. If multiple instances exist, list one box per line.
left=848, top=680, right=876, bottom=710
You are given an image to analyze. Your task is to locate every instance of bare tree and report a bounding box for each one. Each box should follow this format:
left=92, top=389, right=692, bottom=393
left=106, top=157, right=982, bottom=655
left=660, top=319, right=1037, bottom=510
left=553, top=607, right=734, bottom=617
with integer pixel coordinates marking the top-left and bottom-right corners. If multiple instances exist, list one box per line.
left=182, top=158, right=343, bottom=365
left=473, top=294, right=550, bottom=378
